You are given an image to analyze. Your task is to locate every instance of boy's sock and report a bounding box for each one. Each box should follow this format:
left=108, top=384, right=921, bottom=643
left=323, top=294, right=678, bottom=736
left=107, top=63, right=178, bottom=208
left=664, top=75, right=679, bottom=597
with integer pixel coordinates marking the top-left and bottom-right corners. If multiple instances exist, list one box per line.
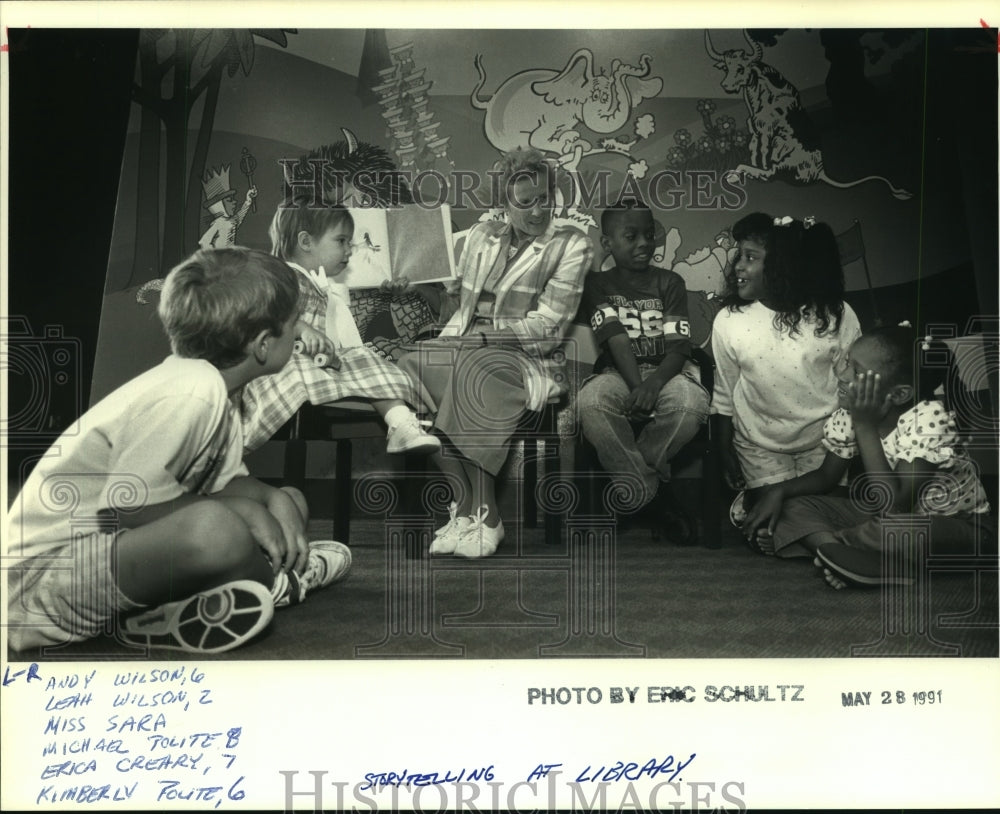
left=384, top=406, right=441, bottom=455
left=382, top=404, right=413, bottom=429
left=272, top=541, right=352, bottom=608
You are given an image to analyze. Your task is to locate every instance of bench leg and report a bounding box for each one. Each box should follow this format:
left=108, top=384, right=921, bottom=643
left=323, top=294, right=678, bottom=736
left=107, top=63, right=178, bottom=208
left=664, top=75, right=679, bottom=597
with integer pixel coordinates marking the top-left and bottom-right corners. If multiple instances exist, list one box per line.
left=701, top=441, right=721, bottom=549
left=522, top=440, right=538, bottom=529
left=543, top=440, right=562, bottom=545
left=283, top=437, right=307, bottom=492
left=334, top=439, right=353, bottom=544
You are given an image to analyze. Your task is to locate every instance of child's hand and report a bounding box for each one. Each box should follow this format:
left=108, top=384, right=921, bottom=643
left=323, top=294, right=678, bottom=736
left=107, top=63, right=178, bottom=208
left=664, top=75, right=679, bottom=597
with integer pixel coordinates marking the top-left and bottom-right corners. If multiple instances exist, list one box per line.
left=847, top=370, right=893, bottom=428
left=721, top=448, right=746, bottom=491
left=297, top=325, right=335, bottom=358
left=624, top=377, right=662, bottom=418
left=741, top=484, right=783, bottom=541
left=380, top=276, right=412, bottom=298
left=266, top=489, right=309, bottom=574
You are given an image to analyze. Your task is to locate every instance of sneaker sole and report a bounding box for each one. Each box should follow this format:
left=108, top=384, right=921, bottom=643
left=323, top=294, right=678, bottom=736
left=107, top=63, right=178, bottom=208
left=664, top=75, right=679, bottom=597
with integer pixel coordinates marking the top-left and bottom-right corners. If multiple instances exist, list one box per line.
left=121, top=580, right=273, bottom=653
left=815, top=545, right=915, bottom=588
left=386, top=436, right=442, bottom=455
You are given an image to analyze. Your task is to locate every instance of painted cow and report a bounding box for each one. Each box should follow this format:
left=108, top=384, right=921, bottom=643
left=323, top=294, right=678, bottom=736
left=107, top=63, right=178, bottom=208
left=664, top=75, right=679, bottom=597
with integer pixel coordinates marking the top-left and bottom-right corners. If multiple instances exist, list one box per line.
left=705, top=30, right=911, bottom=200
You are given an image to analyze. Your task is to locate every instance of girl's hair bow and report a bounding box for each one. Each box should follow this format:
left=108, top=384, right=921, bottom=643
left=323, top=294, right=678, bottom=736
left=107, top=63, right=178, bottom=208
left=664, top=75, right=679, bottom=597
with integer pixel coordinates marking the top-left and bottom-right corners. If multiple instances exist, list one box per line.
left=773, top=215, right=793, bottom=226
left=803, top=216, right=816, bottom=229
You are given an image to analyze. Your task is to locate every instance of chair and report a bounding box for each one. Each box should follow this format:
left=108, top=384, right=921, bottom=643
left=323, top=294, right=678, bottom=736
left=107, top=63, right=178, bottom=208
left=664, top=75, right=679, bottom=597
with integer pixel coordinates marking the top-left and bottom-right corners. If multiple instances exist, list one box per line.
left=281, top=400, right=387, bottom=544
left=836, top=219, right=881, bottom=327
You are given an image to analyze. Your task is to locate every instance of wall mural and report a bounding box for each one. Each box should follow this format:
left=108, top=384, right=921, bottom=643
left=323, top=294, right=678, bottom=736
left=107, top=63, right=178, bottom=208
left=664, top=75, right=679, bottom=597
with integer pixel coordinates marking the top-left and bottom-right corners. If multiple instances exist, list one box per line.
left=94, top=28, right=949, bottom=407
left=704, top=31, right=911, bottom=198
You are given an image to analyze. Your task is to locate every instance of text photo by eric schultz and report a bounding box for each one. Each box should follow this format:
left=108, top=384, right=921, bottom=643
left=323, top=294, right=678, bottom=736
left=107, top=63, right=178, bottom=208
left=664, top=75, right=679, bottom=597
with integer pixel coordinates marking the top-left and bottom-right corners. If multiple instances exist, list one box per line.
left=2, top=4, right=999, bottom=812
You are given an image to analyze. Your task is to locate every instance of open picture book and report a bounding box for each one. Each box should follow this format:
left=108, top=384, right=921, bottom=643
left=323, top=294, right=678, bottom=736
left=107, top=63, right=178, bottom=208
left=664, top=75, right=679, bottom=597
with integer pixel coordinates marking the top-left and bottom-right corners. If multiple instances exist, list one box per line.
left=340, top=204, right=456, bottom=288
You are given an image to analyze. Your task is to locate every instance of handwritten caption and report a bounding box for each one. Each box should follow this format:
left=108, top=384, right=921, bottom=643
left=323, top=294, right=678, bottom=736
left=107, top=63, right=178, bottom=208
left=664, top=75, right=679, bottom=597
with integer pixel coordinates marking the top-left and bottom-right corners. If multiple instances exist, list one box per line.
left=4, top=663, right=246, bottom=808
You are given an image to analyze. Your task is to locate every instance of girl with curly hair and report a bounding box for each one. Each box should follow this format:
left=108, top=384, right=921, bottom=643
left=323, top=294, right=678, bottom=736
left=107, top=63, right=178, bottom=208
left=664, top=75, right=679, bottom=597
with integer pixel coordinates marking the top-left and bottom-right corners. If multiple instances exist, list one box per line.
left=710, top=213, right=862, bottom=544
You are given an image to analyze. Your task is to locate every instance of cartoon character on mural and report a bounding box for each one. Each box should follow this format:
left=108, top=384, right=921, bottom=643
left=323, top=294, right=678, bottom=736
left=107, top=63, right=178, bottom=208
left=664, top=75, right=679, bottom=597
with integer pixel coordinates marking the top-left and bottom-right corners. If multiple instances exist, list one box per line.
left=704, top=30, right=912, bottom=200
left=469, top=48, right=664, bottom=238
left=135, top=160, right=258, bottom=304
left=198, top=163, right=258, bottom=250
left=471, top=49, right=662, bottom=171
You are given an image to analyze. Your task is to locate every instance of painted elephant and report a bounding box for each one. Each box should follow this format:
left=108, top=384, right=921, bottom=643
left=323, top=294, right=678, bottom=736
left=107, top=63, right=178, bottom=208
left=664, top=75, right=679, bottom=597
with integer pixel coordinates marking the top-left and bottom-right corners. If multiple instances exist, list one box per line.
left=471, top=49, right=663, bottom=169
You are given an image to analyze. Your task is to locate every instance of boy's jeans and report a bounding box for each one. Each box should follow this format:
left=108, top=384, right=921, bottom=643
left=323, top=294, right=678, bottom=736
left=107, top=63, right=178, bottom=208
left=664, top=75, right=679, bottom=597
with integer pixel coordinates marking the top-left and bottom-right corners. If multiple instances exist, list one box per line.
left=577, top=363, right=710, bottom=511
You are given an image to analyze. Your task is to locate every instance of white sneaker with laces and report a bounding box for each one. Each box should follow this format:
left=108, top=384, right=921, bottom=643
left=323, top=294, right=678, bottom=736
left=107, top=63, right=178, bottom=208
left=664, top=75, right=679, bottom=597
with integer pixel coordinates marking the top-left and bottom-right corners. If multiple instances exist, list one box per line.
left=274, top=540, right=352, bottom=607
left=386, top=414, right=442, bottom=455
left=429, top=501, right=473, bottom=555
left=453, top=505, right=504, bottom=559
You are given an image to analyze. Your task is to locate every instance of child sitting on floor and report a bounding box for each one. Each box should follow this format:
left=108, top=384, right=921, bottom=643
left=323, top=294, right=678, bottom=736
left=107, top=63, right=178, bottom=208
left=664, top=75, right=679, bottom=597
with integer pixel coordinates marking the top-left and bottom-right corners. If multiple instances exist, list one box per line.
left=741, top=323, right=994, bottom=588
left=240, top=200, right=438, bottom=455
left=6, top=247, right=350, bottom=654
left=577, top=199, right=710, bottom=542
left=710, top=213, right=862, bottom=545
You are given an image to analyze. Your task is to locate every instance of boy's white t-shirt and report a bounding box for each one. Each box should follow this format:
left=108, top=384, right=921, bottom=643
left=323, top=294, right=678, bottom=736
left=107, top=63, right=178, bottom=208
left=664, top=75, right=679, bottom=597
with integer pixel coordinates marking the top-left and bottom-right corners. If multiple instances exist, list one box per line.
left=710, top=301, right=862, bottom=452
left=6, top=355, right=248, bottom=565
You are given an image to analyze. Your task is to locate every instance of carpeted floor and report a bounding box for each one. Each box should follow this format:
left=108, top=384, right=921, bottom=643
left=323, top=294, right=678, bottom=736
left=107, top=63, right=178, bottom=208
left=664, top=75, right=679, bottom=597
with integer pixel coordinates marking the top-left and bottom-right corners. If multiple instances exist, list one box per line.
left=8, top=480, right=997, bottom=662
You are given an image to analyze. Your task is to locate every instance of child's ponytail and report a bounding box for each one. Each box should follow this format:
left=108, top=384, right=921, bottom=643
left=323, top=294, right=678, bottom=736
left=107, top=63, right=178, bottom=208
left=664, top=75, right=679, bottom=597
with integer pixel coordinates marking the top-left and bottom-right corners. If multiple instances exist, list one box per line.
left=799, top=220, right=845, bottom=335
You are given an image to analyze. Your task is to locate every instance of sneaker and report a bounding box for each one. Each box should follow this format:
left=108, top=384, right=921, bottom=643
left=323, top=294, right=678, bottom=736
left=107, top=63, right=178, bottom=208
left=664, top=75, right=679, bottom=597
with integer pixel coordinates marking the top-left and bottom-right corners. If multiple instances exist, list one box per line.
left=274, top=540, right=352, bottom=607
left=815, top=543, right=915, bottom=588
left=386, top=414, right=442, bottom=455
left=453, top=506, right=504, bottom=559
left=121, top=580, right=273, bottom=653
left=429, top=501, right=472, bottom=555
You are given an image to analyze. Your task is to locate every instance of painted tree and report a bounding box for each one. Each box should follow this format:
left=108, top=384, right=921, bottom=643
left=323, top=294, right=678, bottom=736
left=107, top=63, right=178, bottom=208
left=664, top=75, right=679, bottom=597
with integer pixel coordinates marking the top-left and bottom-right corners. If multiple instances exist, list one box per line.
left=126, top=28, right=295, bottom=288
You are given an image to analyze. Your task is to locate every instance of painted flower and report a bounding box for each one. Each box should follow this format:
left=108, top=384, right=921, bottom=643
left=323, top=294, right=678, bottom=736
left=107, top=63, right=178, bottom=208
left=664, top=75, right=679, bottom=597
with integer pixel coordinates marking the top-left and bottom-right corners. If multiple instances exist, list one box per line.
left=674, top=129, right=692, bottom=147
left=696, top=99, right=717, bottom=115
left=666, top=146, right=686, bottom=166
left=697, top=135, right=713, bottom=153
left=717, top=116, right=736, bottom=135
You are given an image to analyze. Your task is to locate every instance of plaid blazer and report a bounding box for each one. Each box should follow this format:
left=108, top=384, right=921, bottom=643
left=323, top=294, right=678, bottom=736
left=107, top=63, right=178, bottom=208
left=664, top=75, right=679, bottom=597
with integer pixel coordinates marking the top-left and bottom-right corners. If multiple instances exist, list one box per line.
left=441, top=220, right=593, bottom=409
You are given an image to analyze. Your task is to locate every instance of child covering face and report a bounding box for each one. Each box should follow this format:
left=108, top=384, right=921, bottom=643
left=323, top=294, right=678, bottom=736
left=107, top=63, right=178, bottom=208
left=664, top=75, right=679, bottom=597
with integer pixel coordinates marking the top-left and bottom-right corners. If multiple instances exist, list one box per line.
left=742, top=325, right=993, bottom=589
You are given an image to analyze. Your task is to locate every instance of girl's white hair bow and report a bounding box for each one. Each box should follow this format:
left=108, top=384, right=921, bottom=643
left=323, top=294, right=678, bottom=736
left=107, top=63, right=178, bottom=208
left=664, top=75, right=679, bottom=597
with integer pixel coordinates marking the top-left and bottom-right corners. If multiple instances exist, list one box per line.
left=773, top=215, right=793, bottom=226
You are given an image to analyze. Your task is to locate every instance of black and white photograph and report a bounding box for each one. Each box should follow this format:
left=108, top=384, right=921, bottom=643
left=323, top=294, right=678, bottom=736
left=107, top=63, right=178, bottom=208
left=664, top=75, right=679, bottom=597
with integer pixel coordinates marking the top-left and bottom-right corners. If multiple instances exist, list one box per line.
left=3, top=1, right=998, bottom=810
